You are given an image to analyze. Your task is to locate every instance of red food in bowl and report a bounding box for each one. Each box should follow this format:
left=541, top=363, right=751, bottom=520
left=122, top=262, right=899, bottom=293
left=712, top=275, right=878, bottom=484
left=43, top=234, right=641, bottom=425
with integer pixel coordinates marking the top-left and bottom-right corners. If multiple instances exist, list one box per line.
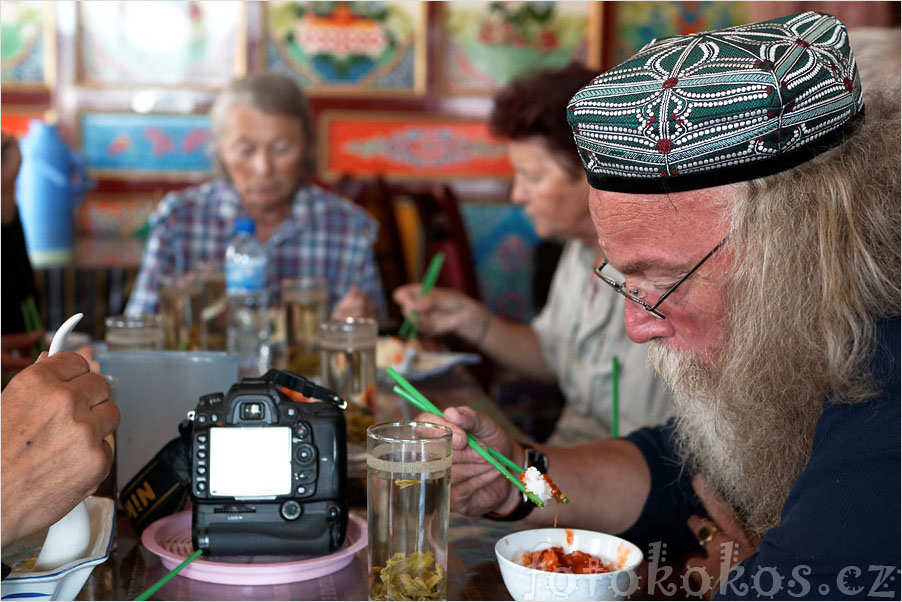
left=520, top=546, right=616, bottom=575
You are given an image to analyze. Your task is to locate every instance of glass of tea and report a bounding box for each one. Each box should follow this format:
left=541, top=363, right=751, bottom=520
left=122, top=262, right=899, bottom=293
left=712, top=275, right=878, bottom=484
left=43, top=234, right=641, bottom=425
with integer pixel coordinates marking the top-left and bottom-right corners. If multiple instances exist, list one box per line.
left=367, top=421, right=452, bottom=601
left=158, top=273, right=205, bottom=351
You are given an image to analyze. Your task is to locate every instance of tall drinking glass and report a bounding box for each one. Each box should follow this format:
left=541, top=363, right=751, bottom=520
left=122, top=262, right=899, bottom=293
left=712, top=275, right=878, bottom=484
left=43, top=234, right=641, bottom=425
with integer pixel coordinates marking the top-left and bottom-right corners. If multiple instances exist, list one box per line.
left=104, top=314, right=164, bottom=350
left=197, top=262, right=227, bottom=351
left=367, top=422, right=452, bottom=601
left=283, top=276, right=328, bottom=376
left=159, top=274, right=205, bottom=350
left=321, top=317, right=378, bottom=446
left=319, top=317, right=377, bottom=409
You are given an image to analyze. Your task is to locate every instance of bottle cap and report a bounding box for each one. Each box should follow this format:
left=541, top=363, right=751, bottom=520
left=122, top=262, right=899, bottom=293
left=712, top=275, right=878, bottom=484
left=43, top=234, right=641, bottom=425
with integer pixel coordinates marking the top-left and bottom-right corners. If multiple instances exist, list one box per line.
left=234, top=218, right=255, bottom=235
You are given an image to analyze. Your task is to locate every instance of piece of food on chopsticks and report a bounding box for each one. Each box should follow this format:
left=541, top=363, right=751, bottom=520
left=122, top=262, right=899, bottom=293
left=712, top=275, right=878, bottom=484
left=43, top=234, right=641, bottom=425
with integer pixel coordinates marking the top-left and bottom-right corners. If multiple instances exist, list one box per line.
left=520, top=466, right=568, bottom=504
left=521, top=547, right=615, bottom=574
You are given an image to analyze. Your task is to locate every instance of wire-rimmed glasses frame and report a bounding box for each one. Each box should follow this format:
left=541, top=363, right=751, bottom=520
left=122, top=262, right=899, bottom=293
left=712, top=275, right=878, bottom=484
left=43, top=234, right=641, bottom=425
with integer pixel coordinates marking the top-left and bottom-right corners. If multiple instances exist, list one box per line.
left=593, top=235, right=729, bottom=320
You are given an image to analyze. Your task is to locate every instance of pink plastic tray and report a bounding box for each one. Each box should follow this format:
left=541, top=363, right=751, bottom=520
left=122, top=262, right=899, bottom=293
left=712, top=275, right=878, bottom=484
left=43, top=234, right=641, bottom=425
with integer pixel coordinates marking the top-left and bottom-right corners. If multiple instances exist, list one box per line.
left=141, top=511, right=367, bottom=585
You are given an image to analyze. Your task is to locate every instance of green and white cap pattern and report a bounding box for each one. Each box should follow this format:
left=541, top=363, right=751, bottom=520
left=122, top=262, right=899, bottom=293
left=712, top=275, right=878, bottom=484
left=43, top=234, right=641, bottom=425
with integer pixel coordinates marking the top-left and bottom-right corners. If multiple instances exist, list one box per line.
left=568, top=12, right=864, bottom=193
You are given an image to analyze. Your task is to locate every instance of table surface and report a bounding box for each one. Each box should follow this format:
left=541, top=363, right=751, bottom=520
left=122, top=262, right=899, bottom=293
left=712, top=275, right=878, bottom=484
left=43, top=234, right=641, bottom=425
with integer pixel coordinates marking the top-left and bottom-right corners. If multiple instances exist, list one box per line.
left=76, top=366, right=523, bottom=601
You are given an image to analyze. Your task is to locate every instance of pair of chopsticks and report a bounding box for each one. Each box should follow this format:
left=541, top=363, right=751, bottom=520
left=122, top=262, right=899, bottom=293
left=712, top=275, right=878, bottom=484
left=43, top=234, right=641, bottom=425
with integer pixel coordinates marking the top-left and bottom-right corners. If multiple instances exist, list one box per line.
left=20, top=295, right=46, bottom=360
left=387, top=366, right=546, bottom=507
left=398, top=252, right=445, bottom=340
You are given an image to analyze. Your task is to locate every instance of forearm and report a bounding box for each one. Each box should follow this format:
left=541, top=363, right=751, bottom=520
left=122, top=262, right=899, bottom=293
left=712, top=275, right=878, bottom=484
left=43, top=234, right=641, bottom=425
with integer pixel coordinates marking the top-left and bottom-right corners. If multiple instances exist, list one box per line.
left=522, top=439, right=651, bottom=533
left=462, top=312, right=556, bottom=382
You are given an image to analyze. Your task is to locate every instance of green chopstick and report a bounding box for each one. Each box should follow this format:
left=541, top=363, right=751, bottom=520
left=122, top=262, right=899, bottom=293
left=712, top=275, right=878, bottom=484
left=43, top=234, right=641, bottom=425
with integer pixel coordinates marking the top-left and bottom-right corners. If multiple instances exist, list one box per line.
left=611, top=356, right=619, bottom=438
left=392, top=385, right=522, bottom=475
left=387, top=367, right=545, bottom=507
left=398, top=252, right=445, bottom=340
left=134, top=549, right=202, bottom=601
left=20, top=296, right=45, bottom=359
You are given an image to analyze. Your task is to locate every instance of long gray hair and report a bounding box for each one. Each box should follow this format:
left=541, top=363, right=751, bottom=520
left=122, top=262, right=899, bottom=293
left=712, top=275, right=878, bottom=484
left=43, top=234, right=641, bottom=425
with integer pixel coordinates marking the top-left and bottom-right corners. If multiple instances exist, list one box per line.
left=209, top=72, right=316, bottom=180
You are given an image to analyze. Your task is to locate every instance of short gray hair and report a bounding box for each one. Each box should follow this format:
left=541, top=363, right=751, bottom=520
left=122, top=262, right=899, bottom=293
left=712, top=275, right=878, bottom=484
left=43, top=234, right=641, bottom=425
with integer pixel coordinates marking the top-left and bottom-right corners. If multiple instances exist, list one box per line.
left=209, top=72, right=316, bottom=179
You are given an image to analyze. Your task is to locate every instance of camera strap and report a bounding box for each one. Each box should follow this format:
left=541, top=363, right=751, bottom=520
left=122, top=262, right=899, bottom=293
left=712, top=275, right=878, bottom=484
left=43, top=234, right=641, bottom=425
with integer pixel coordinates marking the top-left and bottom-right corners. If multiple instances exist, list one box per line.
left=119, top=419, right=193, bottom=535
left=263, top=369, right=348, bottom=409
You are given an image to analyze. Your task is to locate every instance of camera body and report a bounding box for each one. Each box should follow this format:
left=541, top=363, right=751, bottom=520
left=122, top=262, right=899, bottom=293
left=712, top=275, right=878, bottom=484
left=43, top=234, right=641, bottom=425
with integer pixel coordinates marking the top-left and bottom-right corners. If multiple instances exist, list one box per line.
left=190, top=372, right=348, bottom=556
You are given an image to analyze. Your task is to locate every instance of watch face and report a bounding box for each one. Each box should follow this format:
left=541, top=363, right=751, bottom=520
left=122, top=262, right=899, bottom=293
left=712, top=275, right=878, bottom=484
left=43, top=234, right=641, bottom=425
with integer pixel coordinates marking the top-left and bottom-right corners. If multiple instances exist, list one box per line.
left=526, top=448, right=548, bottom=474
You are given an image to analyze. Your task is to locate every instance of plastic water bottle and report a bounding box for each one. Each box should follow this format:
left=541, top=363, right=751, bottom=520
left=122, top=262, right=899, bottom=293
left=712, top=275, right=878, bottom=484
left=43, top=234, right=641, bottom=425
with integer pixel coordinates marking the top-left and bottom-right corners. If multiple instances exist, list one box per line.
left=225, top=219, right=270, bottom=377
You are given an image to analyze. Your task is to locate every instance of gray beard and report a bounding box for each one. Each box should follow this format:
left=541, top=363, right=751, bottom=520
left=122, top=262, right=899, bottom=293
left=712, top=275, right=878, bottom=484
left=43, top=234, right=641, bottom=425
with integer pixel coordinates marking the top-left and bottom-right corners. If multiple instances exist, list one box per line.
left=646, top=340, right=820, bottom=537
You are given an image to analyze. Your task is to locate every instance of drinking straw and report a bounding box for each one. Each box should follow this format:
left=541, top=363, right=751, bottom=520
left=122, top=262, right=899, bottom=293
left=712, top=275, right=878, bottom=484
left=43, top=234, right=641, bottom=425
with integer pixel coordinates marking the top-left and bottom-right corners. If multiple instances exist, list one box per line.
left=611, top=356, right=619, bottom=438
left=134, top=549, right=203, bottom=601
left=398, top=252, right=445, bottom=340
left=387, top=367, right=545, bottom=507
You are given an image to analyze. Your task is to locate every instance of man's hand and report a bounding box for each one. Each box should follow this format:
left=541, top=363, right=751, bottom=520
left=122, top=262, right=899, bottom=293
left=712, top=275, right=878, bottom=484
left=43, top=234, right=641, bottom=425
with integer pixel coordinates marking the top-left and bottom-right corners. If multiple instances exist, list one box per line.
left=1, top=331, right=44, bottom=371
left=331, top=285, right=376, bottom=319
left=1, top=352, right=120, bottom=548
left=684, top=475, right=758, bottom=599
left=393, top=285, right=488, bottom=343
left=414, top=406, right=522, bottom=517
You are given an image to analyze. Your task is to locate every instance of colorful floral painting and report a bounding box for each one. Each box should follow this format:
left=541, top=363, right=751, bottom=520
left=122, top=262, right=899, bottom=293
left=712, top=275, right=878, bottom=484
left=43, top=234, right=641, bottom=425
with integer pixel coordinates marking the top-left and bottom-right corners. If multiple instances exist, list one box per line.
left=78, top=1, right=243, bottom=87
left=612, top=1, right=750, bottom=63
left=266, top=1, right=426, bottom=96
left=318, top=112, right=513, bottom=180
left=439, top=1, right=601, bottom=95
left=80, top=113, right=212, bottom=177
left=1, top=0, right=51, bottom=87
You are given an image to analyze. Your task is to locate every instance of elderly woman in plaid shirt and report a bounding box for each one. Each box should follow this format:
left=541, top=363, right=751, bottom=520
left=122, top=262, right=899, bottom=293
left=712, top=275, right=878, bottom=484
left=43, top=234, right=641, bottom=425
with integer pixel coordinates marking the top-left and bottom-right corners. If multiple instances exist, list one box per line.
left=126, top=73, right=384, bottom=320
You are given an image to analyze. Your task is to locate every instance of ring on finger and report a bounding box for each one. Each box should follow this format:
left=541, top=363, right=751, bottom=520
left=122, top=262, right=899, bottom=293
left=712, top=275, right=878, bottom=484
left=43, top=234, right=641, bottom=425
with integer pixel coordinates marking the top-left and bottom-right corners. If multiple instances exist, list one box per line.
left=697, top=523, right=721, bottom=546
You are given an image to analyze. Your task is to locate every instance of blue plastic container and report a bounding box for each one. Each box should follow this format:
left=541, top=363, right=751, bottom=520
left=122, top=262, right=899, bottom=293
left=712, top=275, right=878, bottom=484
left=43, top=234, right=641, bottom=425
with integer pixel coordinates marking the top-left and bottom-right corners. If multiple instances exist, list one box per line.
left=15, top=120, right=88, bottom=267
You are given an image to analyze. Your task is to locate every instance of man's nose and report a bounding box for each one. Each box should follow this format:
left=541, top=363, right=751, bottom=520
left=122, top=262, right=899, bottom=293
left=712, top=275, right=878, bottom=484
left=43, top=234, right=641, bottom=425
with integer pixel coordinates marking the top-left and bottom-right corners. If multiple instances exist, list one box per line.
left=623, top=299, right=673, bottom=343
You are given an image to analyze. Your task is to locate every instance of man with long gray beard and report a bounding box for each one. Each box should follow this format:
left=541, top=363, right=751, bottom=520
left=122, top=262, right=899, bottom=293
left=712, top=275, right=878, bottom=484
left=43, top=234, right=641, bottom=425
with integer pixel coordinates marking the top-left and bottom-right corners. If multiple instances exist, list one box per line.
left=417, top=12, right=900, bottom=600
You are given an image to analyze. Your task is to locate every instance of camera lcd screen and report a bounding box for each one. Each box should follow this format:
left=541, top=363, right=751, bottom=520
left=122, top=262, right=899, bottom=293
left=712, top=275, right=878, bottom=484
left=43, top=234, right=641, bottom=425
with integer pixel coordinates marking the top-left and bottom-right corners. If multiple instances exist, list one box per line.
left=209, top=426, right=292, bottom=497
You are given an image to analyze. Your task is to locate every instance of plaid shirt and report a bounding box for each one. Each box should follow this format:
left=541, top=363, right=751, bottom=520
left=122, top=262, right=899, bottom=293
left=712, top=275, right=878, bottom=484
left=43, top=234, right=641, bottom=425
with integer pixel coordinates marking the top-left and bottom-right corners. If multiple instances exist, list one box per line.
left=126, top=180, right=385, bottom=317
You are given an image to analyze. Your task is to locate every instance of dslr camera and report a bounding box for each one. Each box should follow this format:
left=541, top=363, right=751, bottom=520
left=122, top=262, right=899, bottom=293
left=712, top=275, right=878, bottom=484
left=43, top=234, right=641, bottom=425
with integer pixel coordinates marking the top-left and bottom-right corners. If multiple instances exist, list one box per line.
left=189, top=370, right=349, bottom=556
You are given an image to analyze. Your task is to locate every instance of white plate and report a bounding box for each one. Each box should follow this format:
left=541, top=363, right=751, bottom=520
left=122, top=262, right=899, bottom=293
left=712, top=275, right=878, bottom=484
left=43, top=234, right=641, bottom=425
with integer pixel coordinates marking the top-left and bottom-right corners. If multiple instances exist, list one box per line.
left=1, top=497, right=115, bottom=601
left=379, top=351, right=481, bottom=381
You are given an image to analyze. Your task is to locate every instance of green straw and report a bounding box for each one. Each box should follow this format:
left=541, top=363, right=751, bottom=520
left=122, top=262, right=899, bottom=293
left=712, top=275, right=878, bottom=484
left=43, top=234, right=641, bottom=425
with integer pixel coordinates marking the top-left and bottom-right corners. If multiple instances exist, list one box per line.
left=387, top=367, right=545, bottom=507
left=399, top=252, right=445, bottom=340
left=611, top=356, right=619, bottom=438
left=134, top=549, right=202, bottom=601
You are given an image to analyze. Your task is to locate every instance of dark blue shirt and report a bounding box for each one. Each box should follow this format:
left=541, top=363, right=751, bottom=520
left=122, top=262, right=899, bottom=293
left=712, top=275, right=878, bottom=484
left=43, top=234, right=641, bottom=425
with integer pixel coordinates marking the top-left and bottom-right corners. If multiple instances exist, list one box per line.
left=623, top=318, right=900, bottom=600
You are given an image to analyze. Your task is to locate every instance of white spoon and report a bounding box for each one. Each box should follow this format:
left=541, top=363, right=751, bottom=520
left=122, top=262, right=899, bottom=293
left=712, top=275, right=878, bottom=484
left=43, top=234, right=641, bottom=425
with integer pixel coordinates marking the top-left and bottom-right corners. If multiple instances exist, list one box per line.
left=33, top=313, right=93, bottom=571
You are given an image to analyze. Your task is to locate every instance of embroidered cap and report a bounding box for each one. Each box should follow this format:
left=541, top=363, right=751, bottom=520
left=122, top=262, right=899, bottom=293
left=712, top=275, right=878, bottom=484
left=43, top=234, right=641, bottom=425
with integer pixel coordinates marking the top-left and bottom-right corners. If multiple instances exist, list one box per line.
left=568, top=12, right=864, bottom=193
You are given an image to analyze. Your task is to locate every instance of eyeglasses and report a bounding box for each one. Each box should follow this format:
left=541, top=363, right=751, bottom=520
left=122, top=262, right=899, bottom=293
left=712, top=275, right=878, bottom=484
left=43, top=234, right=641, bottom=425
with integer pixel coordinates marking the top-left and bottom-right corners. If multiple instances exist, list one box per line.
left=593, top=235, right=729, bottom=320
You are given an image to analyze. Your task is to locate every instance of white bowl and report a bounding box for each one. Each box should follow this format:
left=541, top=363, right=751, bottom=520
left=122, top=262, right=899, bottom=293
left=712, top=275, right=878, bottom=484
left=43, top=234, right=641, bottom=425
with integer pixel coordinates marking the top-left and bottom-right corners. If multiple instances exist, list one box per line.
left=495, top=528, right=643, bottom=601
left=1, top=497, right=115, bottom=601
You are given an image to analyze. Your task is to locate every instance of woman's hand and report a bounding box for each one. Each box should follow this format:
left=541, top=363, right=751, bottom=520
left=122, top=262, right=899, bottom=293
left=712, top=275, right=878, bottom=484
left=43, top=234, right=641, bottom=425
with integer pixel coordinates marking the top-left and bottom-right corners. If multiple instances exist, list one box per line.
left=393, top=285, right=489, bottom=343
left=414, top=406, right=521, bottom=517
left=332, top=285, right=376, bottom=319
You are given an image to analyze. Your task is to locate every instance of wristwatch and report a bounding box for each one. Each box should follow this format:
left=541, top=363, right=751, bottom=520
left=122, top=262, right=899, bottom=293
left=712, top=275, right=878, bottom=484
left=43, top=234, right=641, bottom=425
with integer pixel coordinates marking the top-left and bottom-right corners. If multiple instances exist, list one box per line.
left=484, top=445, right=548, bottom=522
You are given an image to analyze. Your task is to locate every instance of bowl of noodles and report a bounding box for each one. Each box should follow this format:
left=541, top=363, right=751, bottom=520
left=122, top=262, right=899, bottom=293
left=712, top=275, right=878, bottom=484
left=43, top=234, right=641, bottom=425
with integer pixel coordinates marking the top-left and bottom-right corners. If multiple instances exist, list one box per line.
left=495, top=528, right=642, bottom=601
